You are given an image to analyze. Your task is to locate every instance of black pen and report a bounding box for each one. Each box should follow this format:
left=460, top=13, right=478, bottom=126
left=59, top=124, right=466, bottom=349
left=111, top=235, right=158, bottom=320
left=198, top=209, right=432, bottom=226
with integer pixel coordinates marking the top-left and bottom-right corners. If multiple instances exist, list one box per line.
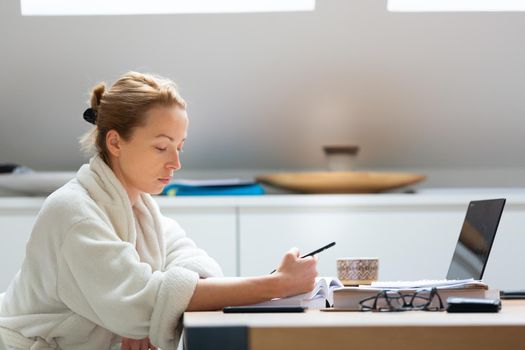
left=270, top=241, right=336, bottom=274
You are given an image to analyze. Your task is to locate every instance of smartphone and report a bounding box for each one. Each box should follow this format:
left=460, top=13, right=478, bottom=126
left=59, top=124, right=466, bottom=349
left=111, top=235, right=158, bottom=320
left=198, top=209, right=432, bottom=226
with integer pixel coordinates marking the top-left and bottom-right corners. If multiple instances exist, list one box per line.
left=223, top=306, right=306, bottom=313
left=446, top=297, right=501, bottom=313
left=500, top=290, right=525, bottom=300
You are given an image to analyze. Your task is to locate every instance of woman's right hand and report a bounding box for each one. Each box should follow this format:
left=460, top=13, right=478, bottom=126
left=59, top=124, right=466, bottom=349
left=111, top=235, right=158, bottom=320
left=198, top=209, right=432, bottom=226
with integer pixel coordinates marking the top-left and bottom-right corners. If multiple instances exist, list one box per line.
left=273, top=247, right=318, bottom=298
left=121, top=337, right=157, bottom=350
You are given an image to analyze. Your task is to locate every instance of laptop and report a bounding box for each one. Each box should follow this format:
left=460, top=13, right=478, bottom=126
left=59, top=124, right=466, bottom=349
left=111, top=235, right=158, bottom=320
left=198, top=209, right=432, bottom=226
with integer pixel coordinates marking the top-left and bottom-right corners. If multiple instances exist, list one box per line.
left=372, top=198, right=506, bottom=288
left=446, top=198, right=506, bottom=280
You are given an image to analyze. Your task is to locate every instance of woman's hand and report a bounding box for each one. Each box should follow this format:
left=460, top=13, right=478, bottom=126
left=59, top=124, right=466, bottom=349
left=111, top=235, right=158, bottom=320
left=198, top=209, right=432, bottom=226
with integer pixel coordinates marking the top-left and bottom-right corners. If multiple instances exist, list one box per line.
left=121, top=337, right=157, bottom=350
left=273, top=247, right=318, bottom=298
left=186, top=247, right=318, bottom=311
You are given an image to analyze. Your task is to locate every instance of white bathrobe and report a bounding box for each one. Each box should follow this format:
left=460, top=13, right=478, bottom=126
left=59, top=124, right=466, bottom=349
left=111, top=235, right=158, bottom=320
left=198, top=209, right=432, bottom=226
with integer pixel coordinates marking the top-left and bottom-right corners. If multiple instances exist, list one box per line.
left=0, top=155, right=223, bottom=349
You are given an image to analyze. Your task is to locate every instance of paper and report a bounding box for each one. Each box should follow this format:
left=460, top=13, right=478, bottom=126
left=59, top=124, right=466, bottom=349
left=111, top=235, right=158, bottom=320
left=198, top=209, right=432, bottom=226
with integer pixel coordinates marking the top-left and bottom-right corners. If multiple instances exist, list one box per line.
left=369, top=278, right=487, bottom=290
left=250, top=277, right=343, bottom=309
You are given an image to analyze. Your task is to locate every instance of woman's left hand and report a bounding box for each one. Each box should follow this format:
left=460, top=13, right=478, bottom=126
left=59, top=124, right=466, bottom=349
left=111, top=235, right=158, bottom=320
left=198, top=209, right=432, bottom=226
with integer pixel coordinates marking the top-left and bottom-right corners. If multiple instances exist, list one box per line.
left=120, top=337, right=157, bottom=350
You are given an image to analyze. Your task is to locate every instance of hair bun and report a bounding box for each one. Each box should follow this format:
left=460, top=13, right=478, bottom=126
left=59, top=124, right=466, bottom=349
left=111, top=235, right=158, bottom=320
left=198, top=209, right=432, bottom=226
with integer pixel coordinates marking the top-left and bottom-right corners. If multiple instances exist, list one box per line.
left=90, top=82, right=106, bottom=109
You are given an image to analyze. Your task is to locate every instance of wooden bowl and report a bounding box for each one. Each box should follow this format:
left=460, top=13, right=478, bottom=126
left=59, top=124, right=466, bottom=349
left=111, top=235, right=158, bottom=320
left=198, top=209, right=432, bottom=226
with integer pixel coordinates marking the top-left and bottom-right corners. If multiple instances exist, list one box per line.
left=256, top=171, right=426, bottom=194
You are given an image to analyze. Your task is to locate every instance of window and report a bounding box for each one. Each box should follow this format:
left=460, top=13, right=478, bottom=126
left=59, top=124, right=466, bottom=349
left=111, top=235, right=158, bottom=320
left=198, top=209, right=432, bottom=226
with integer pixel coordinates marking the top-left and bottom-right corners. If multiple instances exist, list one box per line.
left=21, top=0, right=315, bottom=16
left=388, top=0, right=525, bottom=12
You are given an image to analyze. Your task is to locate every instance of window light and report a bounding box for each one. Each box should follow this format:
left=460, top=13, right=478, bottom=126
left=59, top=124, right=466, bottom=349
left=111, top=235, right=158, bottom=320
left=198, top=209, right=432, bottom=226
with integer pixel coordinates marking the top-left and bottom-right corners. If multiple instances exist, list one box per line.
left=21, top=0, right=316, bottom=16
left=388, top=0, right=525, bottom=12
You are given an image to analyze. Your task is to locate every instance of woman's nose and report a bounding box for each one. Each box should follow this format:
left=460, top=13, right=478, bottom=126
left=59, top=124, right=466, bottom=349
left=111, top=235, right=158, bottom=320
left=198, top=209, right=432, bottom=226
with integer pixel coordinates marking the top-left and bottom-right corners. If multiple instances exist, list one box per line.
left=167, top=152, right=181, bottom=171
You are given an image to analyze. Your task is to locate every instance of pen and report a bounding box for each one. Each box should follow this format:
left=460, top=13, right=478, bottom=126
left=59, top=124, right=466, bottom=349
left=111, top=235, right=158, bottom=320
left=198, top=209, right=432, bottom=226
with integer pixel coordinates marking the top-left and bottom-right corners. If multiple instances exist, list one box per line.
left=270, top=241, right=336, bottom=274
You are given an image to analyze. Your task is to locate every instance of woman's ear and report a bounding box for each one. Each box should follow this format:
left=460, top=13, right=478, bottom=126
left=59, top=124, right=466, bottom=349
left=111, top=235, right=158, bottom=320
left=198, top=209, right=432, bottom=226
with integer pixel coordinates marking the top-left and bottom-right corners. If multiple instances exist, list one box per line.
left=106, top=130, right=122, bottom=157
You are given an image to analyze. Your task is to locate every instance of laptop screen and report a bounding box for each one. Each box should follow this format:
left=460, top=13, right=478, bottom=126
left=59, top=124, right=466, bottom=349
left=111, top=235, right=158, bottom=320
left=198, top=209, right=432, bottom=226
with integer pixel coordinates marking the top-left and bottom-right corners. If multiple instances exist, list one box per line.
left=446, top=198, right=506, bottom=280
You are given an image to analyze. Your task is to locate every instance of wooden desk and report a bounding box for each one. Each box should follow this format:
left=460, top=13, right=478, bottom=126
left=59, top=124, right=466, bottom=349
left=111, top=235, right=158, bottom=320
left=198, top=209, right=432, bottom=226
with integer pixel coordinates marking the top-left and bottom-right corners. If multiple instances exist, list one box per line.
left=183, top=300, right=525, bottom=350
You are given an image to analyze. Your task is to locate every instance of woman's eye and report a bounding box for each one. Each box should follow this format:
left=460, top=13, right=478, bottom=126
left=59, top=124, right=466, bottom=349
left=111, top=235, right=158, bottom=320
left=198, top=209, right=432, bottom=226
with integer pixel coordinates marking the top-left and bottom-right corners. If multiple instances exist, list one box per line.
left=155, top=147, right=167, bottom=152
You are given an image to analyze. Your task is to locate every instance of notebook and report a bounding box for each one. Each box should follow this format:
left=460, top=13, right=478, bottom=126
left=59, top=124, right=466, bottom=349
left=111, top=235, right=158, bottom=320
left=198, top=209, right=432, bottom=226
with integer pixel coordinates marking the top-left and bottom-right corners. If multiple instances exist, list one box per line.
left=249, top=277, right=344, bottom=309
left=371, top=198, right=506, bottom=289
left=332, top=283, right=498, bottom=310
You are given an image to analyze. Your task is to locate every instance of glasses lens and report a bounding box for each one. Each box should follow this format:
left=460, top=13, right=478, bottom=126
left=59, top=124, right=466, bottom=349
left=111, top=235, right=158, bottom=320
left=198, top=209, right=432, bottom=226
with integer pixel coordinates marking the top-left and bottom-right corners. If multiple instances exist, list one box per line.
left=360, top=292, right=403, bottom=311
left=385, top=293, right=406, bottom=309
left=411, top=295, right=431, bottom=308
left=412, top=290, right=443, bottom=310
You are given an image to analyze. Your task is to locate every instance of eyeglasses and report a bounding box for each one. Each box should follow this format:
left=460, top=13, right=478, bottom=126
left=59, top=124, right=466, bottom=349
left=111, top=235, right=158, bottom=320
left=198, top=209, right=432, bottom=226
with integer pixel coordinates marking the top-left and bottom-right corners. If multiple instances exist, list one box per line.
left=359, top=288, right=444, bottom=312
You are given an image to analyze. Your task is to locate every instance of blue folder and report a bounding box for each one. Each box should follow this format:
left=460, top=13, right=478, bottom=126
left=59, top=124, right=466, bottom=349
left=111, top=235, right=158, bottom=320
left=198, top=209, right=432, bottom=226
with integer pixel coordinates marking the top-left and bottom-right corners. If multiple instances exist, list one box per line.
left=162, top=183, right=265, bottom=196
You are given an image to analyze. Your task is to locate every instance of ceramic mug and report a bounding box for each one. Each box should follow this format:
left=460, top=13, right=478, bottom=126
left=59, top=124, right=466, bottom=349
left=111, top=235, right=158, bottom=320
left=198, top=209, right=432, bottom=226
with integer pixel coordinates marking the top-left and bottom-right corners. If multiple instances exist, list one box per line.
left=323, top=145, right=359, bottom=171
left=336, top=257, right=379, bottom=286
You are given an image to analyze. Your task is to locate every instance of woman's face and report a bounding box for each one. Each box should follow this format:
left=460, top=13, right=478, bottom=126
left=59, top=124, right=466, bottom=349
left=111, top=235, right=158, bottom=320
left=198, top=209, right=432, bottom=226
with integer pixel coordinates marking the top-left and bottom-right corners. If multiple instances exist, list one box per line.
left=108, top=105, right=188, bottom=202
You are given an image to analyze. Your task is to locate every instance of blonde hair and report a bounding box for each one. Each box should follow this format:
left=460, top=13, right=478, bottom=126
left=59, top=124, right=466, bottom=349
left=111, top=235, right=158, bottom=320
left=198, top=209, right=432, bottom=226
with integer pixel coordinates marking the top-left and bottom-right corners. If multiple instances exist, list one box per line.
left=80, top=71, right=186, bottom=163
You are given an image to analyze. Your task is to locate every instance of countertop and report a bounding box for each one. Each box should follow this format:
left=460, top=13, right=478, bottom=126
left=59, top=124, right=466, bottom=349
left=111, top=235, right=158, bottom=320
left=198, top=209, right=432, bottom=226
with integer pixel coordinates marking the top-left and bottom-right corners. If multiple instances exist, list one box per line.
left=1, top=189, right=525, bottom=211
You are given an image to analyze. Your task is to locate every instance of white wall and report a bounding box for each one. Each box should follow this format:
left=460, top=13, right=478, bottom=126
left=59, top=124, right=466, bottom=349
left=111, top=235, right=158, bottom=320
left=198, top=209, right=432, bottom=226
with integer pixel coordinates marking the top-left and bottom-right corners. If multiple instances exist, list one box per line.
left=0, top=0, right=524, bottom=186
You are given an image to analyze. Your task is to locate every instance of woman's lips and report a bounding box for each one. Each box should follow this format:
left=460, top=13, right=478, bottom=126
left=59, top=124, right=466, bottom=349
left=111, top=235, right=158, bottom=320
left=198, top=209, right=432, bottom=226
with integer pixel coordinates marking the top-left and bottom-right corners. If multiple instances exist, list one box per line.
left=158, top=178, right=171, bottom=185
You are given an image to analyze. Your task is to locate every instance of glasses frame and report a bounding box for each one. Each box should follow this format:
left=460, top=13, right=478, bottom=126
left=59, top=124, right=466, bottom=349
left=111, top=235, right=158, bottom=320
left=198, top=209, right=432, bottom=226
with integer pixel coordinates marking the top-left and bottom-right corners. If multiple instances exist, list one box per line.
left=359, top=287, right=444, bottom=312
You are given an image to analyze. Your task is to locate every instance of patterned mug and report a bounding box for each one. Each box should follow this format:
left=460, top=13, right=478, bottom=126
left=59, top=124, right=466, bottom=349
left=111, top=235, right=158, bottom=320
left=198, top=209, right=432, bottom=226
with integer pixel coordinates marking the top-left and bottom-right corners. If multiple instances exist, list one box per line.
left=336, top=257, right=379, bottom=286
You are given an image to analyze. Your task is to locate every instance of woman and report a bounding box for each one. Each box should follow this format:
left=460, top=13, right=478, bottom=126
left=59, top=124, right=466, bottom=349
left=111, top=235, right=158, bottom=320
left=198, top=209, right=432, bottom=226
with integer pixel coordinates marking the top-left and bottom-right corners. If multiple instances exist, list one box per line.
left=0, top=72, right=317, bottom=350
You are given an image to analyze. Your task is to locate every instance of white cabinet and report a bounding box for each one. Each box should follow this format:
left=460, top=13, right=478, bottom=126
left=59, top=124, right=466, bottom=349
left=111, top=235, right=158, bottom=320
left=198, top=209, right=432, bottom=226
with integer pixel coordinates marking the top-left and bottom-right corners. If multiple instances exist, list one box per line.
left=481, top=207, right=525, bottom=290
left=1, top=194, right=525, bottom=292
left=161, top=206, right=237, bottom=277
left=239, top=206, right=464, bottom=280
left=0, top=202, right=41, bottom=291
left=238, top=195, right=525, bottom=291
